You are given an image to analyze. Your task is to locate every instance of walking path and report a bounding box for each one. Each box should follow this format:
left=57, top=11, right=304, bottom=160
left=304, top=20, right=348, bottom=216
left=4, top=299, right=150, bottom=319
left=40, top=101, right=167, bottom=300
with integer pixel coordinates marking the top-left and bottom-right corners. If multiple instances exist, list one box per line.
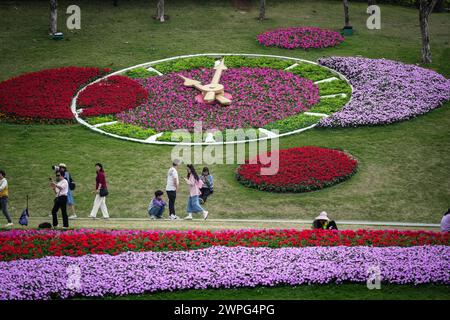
left=26, top=216, right=440, bottom=228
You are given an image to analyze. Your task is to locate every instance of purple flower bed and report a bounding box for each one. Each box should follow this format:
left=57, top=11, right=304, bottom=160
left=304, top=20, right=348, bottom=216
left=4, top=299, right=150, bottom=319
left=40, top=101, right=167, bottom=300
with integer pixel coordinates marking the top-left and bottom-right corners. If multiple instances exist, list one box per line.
left=257, top=26, right=344, bottom=49
left=318, top=57, right=450, bottom=127
left=1, top=245, right=448, bottom=300
left=116, top=67, right=319, bottom=132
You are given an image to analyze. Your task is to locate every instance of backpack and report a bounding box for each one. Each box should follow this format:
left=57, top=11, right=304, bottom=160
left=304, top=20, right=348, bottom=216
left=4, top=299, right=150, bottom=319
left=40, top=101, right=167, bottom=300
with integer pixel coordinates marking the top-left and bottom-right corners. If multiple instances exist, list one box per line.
left=68, top=174, right=76, bottom=191
left=19, top=208, right=29, bottom=226
left=38, top=222, right=52, bottom=229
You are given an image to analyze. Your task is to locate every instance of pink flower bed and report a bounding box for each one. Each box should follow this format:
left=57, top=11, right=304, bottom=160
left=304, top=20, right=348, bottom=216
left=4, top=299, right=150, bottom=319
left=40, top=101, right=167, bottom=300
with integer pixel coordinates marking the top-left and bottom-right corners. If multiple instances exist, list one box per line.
left=257, top=26, right=344, bottom=49
left=117, top=67, right=320, bottom=131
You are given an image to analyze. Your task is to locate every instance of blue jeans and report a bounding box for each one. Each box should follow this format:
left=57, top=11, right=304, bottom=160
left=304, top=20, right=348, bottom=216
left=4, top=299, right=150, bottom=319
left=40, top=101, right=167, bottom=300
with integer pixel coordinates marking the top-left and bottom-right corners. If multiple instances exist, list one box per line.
left=148, top=205, right=165, bottom=218
left=186, top=195, right=205, bottom=213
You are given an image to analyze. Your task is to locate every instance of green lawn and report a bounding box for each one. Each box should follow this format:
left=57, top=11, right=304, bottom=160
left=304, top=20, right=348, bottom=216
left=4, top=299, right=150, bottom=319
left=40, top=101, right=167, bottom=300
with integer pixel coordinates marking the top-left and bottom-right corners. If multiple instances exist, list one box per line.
left=0, top=0, right=449, bottom=223
left=89, top=284, right=450, bottom=300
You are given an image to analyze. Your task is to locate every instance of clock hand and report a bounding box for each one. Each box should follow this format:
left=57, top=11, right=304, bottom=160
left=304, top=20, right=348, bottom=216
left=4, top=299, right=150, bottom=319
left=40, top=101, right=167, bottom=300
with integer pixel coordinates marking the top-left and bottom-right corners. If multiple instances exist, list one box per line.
left=215, top=93, right=231, bottom=106
left=210, top=59, right=227, bottom=85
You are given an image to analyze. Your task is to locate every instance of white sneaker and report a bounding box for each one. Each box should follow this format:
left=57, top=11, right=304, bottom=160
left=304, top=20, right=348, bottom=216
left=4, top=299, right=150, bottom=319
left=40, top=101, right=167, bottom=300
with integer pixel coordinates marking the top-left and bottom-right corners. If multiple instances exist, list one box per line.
left=150, top=215, right=156, bottom=220
left=203, top=211, right=209, bottom=220
left=69, top=215, right=77, bottom=219
left=184, top=214, right=193, bottom=220
left=5, top=223, right=13, bottom=228
left=170, top=215, right=180, bottom=220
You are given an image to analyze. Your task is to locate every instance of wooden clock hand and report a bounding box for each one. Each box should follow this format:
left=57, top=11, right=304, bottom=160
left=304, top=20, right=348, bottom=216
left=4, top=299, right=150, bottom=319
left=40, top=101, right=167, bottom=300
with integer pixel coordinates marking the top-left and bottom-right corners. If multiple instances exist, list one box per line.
left=210, top=59, right=227, bottom=85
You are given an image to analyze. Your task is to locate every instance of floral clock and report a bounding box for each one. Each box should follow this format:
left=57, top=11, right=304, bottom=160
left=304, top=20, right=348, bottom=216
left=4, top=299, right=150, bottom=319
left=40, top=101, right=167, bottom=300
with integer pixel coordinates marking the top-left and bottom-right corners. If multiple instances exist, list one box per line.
left=71, top=53, right=352, bottom=145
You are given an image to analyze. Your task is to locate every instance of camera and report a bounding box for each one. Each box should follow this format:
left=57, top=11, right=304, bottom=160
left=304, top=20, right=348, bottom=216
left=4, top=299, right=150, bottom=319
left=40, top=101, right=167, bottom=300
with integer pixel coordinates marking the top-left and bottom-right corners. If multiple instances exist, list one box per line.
left=51, top=165, right=61, bottom=173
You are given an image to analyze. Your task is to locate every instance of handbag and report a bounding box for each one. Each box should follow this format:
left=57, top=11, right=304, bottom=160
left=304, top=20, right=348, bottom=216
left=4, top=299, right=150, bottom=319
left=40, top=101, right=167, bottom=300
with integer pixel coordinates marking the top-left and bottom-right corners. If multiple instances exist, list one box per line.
left=99, top=188, right=109, bottom=197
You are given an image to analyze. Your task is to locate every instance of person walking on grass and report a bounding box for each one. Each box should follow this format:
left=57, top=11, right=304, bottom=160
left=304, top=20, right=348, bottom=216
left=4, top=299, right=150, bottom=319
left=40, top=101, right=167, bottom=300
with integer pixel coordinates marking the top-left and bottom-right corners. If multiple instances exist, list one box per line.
left=58, top=164, right=77, bottom=219
left=0, top=170, right=13, bottom=228
left=199, top=167, right=214, bottom=204
left=50, top=171, right=69, bottom=229
left=166, top=159, right=180, bottom=220
left=89, top=163, right=109, bottom=220
left=148, top=190, right=166, bottom=219
left=184, top=164, right=208, bottom=220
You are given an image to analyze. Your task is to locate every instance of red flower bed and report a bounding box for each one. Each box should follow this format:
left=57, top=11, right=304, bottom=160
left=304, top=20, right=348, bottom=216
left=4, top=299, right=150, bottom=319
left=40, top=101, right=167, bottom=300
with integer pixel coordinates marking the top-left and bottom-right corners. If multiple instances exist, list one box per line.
left=236, top=146, right=358, bottom=193
left=0, top=67, right=109, bottom=123
left=0, top=229, right=448, bottom=261
left=77, top=75, right=148, bottom=117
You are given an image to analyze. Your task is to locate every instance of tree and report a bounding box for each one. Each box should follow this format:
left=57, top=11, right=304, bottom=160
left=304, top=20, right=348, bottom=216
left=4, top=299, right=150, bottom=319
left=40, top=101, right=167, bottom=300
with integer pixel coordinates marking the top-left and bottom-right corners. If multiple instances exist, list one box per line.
left=343, top=0, right=350, bottom=27
left=419, top=0, right=438, bottom=63
left=368, top=0, right=376, bottom=5
left=156, top=0, right=165, bottom=22
left=258, top=0, right=266, bottom=20
left=49, top=0, right=58, bottom=34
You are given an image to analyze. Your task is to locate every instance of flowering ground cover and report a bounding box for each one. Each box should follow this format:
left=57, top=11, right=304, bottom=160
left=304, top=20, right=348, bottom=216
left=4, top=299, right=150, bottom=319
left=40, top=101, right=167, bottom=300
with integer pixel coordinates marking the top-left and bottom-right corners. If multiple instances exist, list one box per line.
left=1, top=229, right=448, bottom=262
left=77, top=75, right=148, bottom=117
left=116, top=67, right=320, bottom=132
left=236, top=147, right=358, bottom=193
left=0, top=245, right=448, bottom=300
left=318, top=57, right=450, bottom=127
left=257, top=26, right=344, bottom=49
left=0, top=67, right=109, bottom=123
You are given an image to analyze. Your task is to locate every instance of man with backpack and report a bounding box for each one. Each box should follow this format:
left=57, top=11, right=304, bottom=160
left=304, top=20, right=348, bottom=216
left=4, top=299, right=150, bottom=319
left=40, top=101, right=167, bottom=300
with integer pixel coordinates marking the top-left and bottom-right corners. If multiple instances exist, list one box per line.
left=58, top=164, right=77, bottom=219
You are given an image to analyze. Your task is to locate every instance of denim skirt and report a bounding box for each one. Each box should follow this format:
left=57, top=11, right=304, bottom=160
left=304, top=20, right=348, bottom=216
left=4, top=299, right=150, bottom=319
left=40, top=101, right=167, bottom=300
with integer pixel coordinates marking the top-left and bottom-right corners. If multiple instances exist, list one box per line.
left=186, top=195, right=204, bottom=213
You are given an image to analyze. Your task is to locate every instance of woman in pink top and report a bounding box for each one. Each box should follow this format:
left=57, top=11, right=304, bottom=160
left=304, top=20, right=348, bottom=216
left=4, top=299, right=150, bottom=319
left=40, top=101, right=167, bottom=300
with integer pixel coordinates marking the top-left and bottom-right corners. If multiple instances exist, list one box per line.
left=184, top=164, right=209, bottom=220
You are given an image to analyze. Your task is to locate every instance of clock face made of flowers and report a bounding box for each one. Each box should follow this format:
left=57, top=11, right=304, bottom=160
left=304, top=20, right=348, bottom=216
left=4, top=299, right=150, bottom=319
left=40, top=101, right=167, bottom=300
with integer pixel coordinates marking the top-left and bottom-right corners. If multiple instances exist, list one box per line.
left=71, top=54, right=353, bottom=145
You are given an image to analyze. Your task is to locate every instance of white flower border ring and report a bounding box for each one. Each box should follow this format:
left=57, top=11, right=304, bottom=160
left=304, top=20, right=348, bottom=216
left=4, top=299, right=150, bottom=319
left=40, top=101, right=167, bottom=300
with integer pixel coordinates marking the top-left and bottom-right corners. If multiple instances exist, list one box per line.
left=71, top=53, right=353, bottom=146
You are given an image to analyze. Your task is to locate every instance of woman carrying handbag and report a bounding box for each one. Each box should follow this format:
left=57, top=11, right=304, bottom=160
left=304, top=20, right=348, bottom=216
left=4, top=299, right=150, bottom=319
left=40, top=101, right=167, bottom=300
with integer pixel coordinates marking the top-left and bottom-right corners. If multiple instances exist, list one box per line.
left=89, top=163, right=109, bottom=219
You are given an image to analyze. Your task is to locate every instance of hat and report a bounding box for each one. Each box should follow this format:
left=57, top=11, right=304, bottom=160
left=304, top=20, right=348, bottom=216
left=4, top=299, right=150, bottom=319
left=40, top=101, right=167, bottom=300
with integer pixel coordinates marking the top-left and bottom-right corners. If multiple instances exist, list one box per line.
left=59, top=163, right=67, bottom=168
left=314, top=211, right=330, bottom=221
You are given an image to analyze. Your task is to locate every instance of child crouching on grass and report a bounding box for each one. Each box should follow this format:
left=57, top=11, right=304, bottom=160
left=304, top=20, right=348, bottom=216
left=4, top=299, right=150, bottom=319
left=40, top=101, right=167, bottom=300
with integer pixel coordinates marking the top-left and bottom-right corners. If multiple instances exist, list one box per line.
left=148, top=190, right=166, bottom=219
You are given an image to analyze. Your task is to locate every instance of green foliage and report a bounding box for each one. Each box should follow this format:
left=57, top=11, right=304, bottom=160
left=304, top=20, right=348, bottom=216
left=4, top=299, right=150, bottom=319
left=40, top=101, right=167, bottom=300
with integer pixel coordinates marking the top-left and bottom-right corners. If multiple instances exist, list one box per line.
left=85, top=115, right=116, bottom=125
left=213, top=128, right=266, bottom=142
left=124, top=67, right=159, bottom=79
left=101, top=122, right=156, bottom=140
left=157, top=131, right=193, bottom=142
left=318, top=79, right=352, bottom=96
left=264, top=114, right=323, bottom=134
left=224, top=56, right=293, bottom=69
left=309, top=97, right=350, bottom=115
left=287, top=63, right=336, bottom=81
left=152, top=57, right=216, bottom=74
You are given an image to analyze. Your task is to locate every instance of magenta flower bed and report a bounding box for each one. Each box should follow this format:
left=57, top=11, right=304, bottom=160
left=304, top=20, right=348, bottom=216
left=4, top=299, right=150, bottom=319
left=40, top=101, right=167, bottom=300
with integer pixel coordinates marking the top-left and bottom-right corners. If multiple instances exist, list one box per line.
left=116, top=67, right=319, bottom=132
left=257, top=26, right=344, bottom=49
left=1, top=245, right=448, bottom=299
left=318, top=57, right=450, bottom=127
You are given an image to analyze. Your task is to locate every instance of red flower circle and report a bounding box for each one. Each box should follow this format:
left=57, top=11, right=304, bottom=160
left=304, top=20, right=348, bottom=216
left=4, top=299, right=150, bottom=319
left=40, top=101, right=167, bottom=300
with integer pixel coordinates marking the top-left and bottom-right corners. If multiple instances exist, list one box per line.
left=236, top=146, right=358, bottom=192
left=77, top=75, right=148, bottom=117
left=0, top=67, right=109, bottom=122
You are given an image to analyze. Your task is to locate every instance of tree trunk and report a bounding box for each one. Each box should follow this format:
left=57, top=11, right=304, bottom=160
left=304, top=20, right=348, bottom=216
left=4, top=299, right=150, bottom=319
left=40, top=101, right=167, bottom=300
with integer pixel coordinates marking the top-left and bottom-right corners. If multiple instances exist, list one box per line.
left=113, top=0, right=118, bottom=7
left=259, top=0, right=266, bottom=20
left=156, top=0, right=165, bottom=22
left=343, top=0, right=350, bottom=27
left=419, top=0, right=438, bottom=64
left=368, top=0, right=376, bottom=5
left=49, top=0, right=57, bottom=34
